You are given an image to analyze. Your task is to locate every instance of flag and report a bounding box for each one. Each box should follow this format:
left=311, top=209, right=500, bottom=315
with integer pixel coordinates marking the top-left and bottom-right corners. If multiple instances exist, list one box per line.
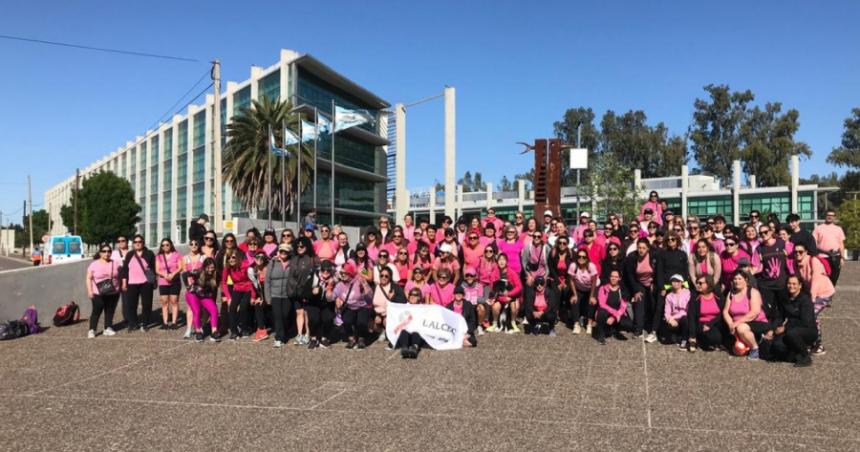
left=334, top=105, right=375, bottom=132
left=385, top=303, right=468, bottom=350
left=316, top=114, right=331, bottom=134
left=283, top=127, right=300, bottom=146
left=269, top=128, right=287, bottom=157
left=301, top=119, right=318, bottom=142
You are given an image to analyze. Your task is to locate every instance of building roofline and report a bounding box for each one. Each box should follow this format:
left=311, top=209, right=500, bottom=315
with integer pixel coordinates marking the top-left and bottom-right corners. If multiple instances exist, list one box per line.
left=294, top=54, right=390, bottom=110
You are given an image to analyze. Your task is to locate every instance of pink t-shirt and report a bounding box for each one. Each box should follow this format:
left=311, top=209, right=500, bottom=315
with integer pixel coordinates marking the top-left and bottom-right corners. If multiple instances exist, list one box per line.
left=156, top=252, right=181, bottom=286
left=569, top=262, right=598, bottom=292
left=429, top=282, right=455, bottom=307
left=533, top=292, right=548, bottom=312
left=314, top=239, right=338, bottom=261
left=698, top=294, right=721, bottom=324
left=127, top=252, right=149, bottom=285
left=496, top=239, right=524, bottom=274
left=814, top=223, right=845, bottom=253
left=404, top=280, right=432, bottom=300
left=88, top=259, right=120, bottom=294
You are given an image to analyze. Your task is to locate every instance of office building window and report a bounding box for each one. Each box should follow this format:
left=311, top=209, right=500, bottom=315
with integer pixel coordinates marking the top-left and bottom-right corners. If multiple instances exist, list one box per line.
left=318, top=134, right=379, bottom=174
left=234, top=86, right=251, bottom=115
left=317, top=172, right=377, bottom=212
left=296, top=68, right=378, bottom=133
left=258, top=70, right=280, bottom=102
left=687, top=197, right=733, bottom=219
left=163, top=129, right=172, bottom=161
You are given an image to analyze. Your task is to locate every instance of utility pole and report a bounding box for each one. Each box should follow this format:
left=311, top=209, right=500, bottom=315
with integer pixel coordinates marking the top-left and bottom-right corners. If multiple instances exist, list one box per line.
left=21, top=200, right=26, bottom=257
left=74, top=168, right=80, bottom=234
left=212, top=59, right=223, bottom=234
left=28, top=175, right=34, bottom=258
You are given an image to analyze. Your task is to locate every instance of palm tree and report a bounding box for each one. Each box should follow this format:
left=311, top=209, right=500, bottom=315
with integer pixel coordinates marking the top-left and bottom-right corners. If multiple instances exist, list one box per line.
left=223, top=96, right=314, bottom=220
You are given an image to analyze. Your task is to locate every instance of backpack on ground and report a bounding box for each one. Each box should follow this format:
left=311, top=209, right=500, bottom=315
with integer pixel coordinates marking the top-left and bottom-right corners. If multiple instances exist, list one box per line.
left=52, top=301, right=80, bottom=327
left=0, top=320, right=29, bottom=340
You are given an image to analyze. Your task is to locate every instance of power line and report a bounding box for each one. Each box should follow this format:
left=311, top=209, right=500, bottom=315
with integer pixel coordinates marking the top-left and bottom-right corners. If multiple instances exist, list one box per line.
left=146, top=69, right=213, bottom=132
left=0, top=33, right=200, bottom=63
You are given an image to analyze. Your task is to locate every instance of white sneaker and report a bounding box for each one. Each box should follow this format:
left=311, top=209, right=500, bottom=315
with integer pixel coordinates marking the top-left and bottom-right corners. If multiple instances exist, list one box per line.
left=87, top=330, right=96, bottom=339
left=378, top=331, right=387, bottom=342
left=644, top=333, right=658, bottom=343
left=585, top=324, right=592, bottom=336
left=103, top=327, right=116, bottom=337
left=573, top=323, right=582, bottom=335
left=273, top=340, right=283, bottom=348
left=477, top=326, right=485, bottom=336
left=183, top=330, right=193, bottom=339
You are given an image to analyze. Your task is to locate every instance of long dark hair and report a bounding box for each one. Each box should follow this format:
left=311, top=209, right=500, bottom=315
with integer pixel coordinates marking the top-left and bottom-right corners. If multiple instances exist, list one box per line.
left=199, top=257, right=218, bottom=291
left=158, top=238, right=176, bottom=255
left=222, top=233, right=238, bottom=250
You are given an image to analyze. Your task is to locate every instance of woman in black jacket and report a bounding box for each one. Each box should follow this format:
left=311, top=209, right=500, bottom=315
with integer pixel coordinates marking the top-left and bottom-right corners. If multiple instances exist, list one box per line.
left=121, top=234, right=156, bottom=332
left=652, top=232, right=689, bottom=343
left=286, top=237, right=318, bottom=346
left=623, top=239, right=658, bottom=338
left=448, top=286, right=477, bottom=346
left=765, top=275, right=817, bottom=366
left=600, top=242, right=625, bottom=284
left=523, top=277, right=559, bottom=335
left=547, top=236, right=573, bottom=327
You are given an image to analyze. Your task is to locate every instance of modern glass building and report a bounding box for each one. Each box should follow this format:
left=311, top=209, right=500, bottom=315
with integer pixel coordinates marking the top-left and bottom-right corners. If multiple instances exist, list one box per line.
left=45, top=49, right=390, bottom=246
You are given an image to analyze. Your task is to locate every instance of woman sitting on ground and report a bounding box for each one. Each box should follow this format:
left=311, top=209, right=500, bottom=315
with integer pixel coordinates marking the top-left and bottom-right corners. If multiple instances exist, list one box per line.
left=662, top=274, right=693, bottom=349
left=485, top=253, right=522, bottom=333
left=723, top=270, right=769, bottom=361
left=397, top=288, right=426, bottom=359
left=334, top=262, right=373, bottom=350
left=688, top=275, right=724, bottom=352
left=523, top=276, right=558, bottom=336
left=449, top=286, right=477, bottom=347
left=594, top=270, right=630, bottom=345
left=764, top=275, right=817, bottom=367
left=373, top=266, right=407, bottom=345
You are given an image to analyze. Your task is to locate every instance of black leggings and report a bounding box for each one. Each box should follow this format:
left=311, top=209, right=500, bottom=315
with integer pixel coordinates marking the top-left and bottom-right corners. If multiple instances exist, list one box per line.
left=649, top=291, right=665, bottom=334
left=595, top=308, right=632, bottom=341
left=631, top=290, right=654, bottom=335
left=305, top=302, right=334, bottom=339
left=124, top=283, right=153, bottom=328
left=342, top=308, right=372, bottom=340
left=271, top=297, right=292, bottom=342
left=769, top=327, right=817, bottom=361
left=688, top=300, right=726, bottom=349
left=557, top=285, right=574, bottom=326
left=228, top=288, right=251, bottom=335
left=526, top=308, right=557, bottom=327
left=827, top=254, right=841, bottom=286
left=659, top=316, right=691, bottom=343
left=757, top=285, right=786, bottom=328
left=396, top=331, right=424, bottom=350
left=90, top=294, right=119, bottom=330
left=252, top=302, right=267, bottom=331
left=573, top=289, right=596, bottom=325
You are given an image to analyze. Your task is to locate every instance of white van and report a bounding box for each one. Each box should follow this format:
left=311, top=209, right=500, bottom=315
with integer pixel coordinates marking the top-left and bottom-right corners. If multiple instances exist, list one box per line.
left=44, top=235, right=84, bottom=264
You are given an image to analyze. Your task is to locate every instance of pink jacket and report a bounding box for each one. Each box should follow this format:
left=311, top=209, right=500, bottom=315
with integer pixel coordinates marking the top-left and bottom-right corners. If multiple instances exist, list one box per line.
left=796, top=256, right=835, bottom=300
left=639, top=201, right=663, bottom=225
left=597, top=285, right=627, bottom=321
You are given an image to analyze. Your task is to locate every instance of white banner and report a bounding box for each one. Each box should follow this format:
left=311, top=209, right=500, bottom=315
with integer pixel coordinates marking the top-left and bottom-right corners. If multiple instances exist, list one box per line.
left=386, top=303, right=467, bottom=351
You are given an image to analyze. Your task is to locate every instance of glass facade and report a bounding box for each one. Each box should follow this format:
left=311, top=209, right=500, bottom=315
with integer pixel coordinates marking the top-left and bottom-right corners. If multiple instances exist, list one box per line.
left=686, top=197, right=733, bottom=219
left=297, top=68, right=378, bottom=133
left=121, top=153, right=127, bottom=178
left=258, top=70, right=280, bottom=101
left=317, top=172, right=377, bottom=212
left=177, top=121, right=189, bottom=220
left=234, top=86, right=251, bottom=115
left=139, top=142, right=148, bottom=209
left=319, top=134, right=379, bottom=174
left=192, top=111, right=205, bottom=216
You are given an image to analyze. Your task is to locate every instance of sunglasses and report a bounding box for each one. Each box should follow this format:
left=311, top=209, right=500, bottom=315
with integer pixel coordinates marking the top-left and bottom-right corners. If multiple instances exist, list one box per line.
left=118, top=239, right=127, bottom=243
left=225, top=239, right=235, bottom=243
left=608, top=247, right=618, bottom=251
left=228, top=257, right=237, bottom=261
left=398, top=251, right=408, bottom=255
left=133, top=240, right=143, bottom=244
left=278, top=250, right=288, bottom=254
left=558, top=241, right=569, bottom=246
left=796, top=250, right=806, bottom=255
left=695, top=281, right=707, bottom=286
left=577, top=255, right=588, bottom=260
left=282, top=234, right=292, bottom=238
left=484, top=249, right=494, bottom=253
left=465, top=273, right=476, bottom=277
left=99, top=249, right=110, bottom=254
left=380, top=274, right=390, bottom=279
left=204, top=237, right=215, bottom=241
left=296, top=244, right=306, bottom=248
left=161, top=244, right=170, bottom=247
left=469, top=236, right=479, bottom=240
left=393, top=234, right=402, bottom=238
left=726, top=242, right=737, bottom=247
left=379, top=254, right=389, bottom=258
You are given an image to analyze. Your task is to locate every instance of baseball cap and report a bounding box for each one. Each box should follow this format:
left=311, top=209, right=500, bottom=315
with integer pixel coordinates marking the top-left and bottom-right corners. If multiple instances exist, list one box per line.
left=464, top=266, right=476, bottom=276
left=277, top=244, right=292, bottom=253
left=439, top=243, right=453, bottom=254
left=543, top=210, right=553, bottom=217
left=580, top=212, right=591, bottom=218
left=341, top=262, right=357, bottom=277
left=453, top=286, right=465, bottom=295
left=670, top=274, right=684, bottom=282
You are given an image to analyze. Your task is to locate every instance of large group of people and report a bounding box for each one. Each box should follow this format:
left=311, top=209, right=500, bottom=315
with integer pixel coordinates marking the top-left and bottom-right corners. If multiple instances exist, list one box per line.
left=84, top=194, right=845, bottom=365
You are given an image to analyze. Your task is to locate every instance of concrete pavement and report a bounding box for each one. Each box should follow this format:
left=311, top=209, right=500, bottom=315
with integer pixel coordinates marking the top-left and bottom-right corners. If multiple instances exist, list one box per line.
left=0, top=265, right=858, bottom=451
left=0, top=254, right=30, bottom=271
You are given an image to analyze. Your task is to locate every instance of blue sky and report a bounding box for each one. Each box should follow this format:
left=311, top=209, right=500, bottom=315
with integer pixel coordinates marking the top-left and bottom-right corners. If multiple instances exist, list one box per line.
left=1, top=0, right=858, bottom=223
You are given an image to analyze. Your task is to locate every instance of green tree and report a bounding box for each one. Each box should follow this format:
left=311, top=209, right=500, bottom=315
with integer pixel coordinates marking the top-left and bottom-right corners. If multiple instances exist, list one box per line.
left=827, top=108, right=860, bottom=169
left=15, top=210, right=52, bottom=251
left=599, top=110, right=687, bottom=178
left=553, top=107, right=600, bottom=186
left=65, top=171, right=141, bottom=245
left=838, top=199, right=860, bottom=250
left=590, top=151, right=639, bottom=221
left=472, top=172, right=485, bottom=192
left=59, top=187, right=79, bottom=234
left=740, top=103, right=811, bottom=186
left=497, top=176, right=513, bottom=192
left=458, top=171, right=474, bottom=192
left=223, top=96, right=312, bottom=217
left=690, top=84, right=754, bottom=182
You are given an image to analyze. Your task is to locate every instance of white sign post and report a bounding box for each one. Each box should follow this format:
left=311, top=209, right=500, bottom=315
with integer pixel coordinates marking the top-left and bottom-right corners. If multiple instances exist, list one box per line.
left=569, top=148, right=589, bottom=217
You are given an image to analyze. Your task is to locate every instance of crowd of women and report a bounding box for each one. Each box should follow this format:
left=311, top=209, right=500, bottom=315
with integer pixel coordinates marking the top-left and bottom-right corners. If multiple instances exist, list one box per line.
left=84, top=191, right=844, bottom=364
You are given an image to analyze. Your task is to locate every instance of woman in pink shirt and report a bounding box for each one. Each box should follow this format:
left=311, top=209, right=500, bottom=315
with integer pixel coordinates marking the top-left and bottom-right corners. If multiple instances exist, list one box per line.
left=221, top=250, right=256, bottom=340
left=723, top=271, right=768, bottom=360
left=261, top=229, right=278, bottom=258
left=594, top=270, right=629, bottom=344
left=484, top=253, right=522, bottom=333
left=180, top=239, right=207, bottom=339
left=476, top=246, right=500, bottom=311
left=392, top=247, right=410, bottom=287
left=689, top=275, right=723, bottom=352
left=409, top=241, right=435, bottom=282
left=121, top=235, right=156, bottom=332
left=402, top=213, right=416, bottom=242
left=404, top=266, right=432, bottom=301
left=568, top=249, right=599, bottom=335
left=156, top=239, right=182, bottom=330
left=313, top=225, right=339, bottom=263
left=663, top=274, right=692, bottom=348
left=85, top=243, right=121, bottom=338
left=433, top=243, right=461, bottom=285
left=719, top=238, right=749, bottom=292
left=688, top=239, right=721, bottom=292
left=793, top=243, right=835, bottom=353
left=497, top=226, right=524, bottom=276
left=639, top=191, right=663, bottom=226
left=428, top=268, right=456, bottom=307
left=461, top=231, right=485, bottom=271
left=363, top=229, right=381, bottom=263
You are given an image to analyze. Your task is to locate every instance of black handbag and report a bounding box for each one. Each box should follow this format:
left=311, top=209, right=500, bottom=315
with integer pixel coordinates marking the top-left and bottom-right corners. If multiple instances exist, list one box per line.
left=96, top=261, right=118, bottom=296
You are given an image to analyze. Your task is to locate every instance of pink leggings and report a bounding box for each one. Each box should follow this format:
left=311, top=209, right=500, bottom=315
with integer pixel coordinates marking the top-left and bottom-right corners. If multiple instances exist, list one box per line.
left=186, top=293, right=218, bottom=330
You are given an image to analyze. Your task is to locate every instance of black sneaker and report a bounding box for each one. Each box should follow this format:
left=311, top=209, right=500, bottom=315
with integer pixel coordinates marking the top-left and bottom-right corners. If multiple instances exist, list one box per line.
left=159, top=324, right=169, bottom=331
left=346, top=340, right=357, bottom=350
left=598, top=337, right=607, bottom=345
left=127, top=326, right=136, bottom=334
left=409, top=345, right=420, bottom=358
left=210, top=332, right=222, bottom=343
left=613, top=331, right=628, bottom=341
left=356, top=338, right=367, bottom=350
left=195, top=332, right=204, bottom=343
left=401, top=347, right=411, bottom=359
left=794, top=355, right=813, bottom=367
left=308, top=339, right=319, bottom=349
left=229, top=333, right=239, bottom=341
left=319, top=338, right=331, bottom=349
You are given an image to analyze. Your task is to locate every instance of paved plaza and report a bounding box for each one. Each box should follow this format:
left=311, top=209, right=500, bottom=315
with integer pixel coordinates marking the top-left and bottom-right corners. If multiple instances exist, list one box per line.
left=1, top=266, right=859, bottom=451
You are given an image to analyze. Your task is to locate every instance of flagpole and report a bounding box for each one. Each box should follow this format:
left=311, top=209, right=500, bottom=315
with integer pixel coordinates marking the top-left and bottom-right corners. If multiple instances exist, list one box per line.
left=267, top=124, right=273, bottom=229
left=313, top=106, right=318, bottom=211
left=297, top=118, right=302, bottom=226
left=281, top=121, right=286, bottom=230
left=331, top=99, right=336, bottom=225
